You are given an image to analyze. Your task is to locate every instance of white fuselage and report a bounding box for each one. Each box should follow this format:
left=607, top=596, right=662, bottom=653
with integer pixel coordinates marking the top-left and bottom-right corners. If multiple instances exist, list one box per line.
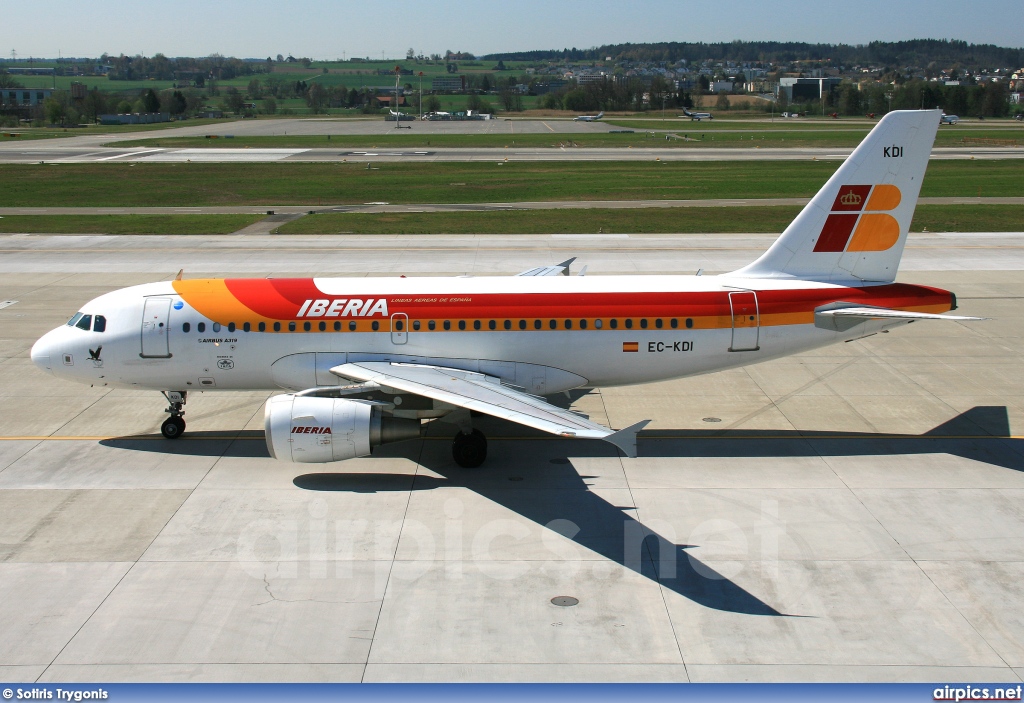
left=30, top=273, right=953, bottom=396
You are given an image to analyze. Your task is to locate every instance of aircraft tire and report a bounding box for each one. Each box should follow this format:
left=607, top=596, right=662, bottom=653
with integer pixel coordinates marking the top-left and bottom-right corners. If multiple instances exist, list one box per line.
left=452, top=429, right=487, bottom=468
left=161, top=417, right=185, bottom=439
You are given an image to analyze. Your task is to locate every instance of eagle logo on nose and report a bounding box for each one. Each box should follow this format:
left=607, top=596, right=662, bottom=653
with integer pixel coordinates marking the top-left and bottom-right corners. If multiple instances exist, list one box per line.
left=88, top=346, right=102, bottom=366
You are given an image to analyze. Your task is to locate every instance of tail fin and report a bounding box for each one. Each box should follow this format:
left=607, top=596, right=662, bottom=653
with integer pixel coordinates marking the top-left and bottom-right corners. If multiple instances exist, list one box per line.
left=733, top=109, right=941, bottom=283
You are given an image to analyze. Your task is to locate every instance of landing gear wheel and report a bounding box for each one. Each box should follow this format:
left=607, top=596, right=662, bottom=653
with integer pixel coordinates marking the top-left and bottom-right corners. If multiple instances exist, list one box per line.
left=161, top=416, right=186, bottom=439
left=452, top=429, right=487, bottom=468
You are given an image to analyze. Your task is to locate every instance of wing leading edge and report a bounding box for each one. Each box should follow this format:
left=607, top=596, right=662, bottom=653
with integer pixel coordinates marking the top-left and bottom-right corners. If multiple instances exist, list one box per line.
left=331, top=361, right=649, bottom=457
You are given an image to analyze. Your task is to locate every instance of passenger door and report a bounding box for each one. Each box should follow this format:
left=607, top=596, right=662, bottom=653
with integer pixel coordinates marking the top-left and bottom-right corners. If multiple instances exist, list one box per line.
left=140, top=297, right=172, bottom=358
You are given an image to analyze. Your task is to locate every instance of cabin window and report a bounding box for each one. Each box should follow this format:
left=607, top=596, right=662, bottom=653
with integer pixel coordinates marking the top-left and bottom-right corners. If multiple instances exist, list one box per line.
left=182, top=322, right=191, bottom=333
left=243, top=322, right=251, bottom=332
left=212, top=322, right=221, bottom=333
left=549, top=319, right=557, bottom=330
left=504, top=320, right=512, bottom=330
left=488, top=320, right=496, bottom=330
left=610, top=319, right=618, bottom=329
left=564, top=319, right=572, bottom=329
left=428, top=320, right=436, bottom=330
left=413, top=320, right=421, bottom=331
left=318, top=321, right=326, bottom=332
left=349, top=321, right=357, bottom=331
left=595, top=319, right=603, bottom=329
left=371, top=321, right=380, bottom=331
left=624, top=319, right=633, bottom=329
left=640, top=319, right=648, bottom=329
left=228, top=322, right=236, bottom=333
left=518, top=320, right=526, bottom=330
left=259, top=322, right=266, bottom=332
left=474, top=320, right=481, bottom=330
left=198, top=322, right=207, bottom=333
left=273, top=322, right=281, bottom=332
left=288, top=322, right=296, bottom=332
left=444, top=320, right=452, bottom=330
left=534, top=319, right=541, bottom=330
left=458, top=320, right=466, bottom=330
left=333, top=321, right=341, bottom=331
left=395, top=319, right=404, bottom=331
left=670, top=318, right=678, bottom=329
left=685, top=318, right=693, bottom=329
left=76, top=314, right=92, bottom=331
left=655, top=319, right=663, bottom=329
left=93, top=315, right=107, bottom=332
left=580, top=319, right=588, bottom=329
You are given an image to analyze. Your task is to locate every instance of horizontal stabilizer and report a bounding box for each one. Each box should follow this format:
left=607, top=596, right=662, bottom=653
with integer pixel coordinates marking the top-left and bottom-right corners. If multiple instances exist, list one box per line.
left=817, top=307, right=983, bottom=322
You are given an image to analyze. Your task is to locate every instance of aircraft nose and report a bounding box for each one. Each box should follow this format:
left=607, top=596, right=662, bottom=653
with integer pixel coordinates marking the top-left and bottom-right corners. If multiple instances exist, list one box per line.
left=30, top=330, right=58, bottom=375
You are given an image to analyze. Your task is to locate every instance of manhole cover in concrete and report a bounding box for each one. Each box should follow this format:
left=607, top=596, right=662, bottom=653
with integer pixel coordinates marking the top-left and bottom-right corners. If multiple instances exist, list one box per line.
left=551, top=596, right=579, bottom=607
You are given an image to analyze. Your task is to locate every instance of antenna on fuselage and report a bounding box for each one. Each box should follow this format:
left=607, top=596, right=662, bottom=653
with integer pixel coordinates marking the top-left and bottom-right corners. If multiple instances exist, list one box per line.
left=174, top=269, right=184, bottom=281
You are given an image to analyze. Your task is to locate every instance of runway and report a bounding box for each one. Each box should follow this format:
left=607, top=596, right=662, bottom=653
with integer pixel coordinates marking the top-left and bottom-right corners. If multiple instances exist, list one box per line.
left=1, top=233, right=1023, bottom=682
left=1, top=145, right=1021, bottom=163
left=2, top=117, right=1020, bottom=163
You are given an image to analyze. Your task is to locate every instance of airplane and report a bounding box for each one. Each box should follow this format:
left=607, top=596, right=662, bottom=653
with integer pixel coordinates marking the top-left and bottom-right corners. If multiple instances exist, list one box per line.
left=572, top=111, right=604, bottom=122
left=940, top=114, right=960, bottom=125
left=31, top=109, right=980, bottom=469
left=682, top=108, right=713, bottom=121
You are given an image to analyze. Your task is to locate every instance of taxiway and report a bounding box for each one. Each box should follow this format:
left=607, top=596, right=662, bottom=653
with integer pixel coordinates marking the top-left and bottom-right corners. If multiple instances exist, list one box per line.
left=1, top=233, right=1022, bottom=682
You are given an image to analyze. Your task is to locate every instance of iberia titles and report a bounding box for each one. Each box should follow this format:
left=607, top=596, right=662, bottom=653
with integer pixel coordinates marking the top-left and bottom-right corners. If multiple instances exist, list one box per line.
left=296, top=298, right=389, bottom=318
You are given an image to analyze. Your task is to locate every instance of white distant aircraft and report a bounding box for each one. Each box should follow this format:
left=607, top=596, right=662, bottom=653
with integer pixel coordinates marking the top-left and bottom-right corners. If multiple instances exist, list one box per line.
left=683, top=108, right=713, bottom=121
left=32, top=110, right=978, bottom=468
left=940, top=114, right=960, bottom=125
left=573, top=111, right=604, bottom=122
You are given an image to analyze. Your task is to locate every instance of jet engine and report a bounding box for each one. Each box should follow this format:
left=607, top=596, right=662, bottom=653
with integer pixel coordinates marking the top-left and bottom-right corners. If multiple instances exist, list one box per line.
left=264, top=394, right=422, bottom=463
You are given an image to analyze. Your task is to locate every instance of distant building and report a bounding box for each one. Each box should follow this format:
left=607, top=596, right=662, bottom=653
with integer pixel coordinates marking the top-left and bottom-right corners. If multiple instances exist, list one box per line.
left=778, top=77, right=842, bottom=102
left=531, top=80, right=566, bottom=95
left=711, top=80, right=734, bottom=93
left=577, top=73, right=608, bottom=85
left=431, top=76, right=465, bottom=92
left=98, top=112, right=170, bottom=125
left=1, top=89, right=53, bottom=107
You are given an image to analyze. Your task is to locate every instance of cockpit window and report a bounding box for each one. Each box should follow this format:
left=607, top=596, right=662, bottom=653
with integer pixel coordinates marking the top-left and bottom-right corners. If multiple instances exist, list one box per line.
left=75, top=314, right=92, bottom=331
left=93, top=315, right=106, bottom=333
left=67, top=312, right=84, bottom=327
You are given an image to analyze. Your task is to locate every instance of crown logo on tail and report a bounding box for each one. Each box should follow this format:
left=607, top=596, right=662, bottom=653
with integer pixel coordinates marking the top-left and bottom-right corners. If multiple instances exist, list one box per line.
left=840, top=192, right=862, bottom=206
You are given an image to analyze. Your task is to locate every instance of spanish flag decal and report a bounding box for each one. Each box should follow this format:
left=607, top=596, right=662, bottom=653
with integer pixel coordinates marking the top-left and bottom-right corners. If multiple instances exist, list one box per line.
left=622, top=342, right=639, bottom=353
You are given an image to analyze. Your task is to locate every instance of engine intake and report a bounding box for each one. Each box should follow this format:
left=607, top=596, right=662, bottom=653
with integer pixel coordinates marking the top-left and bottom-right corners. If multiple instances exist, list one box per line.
left=264, top=395, right=422, bottom=463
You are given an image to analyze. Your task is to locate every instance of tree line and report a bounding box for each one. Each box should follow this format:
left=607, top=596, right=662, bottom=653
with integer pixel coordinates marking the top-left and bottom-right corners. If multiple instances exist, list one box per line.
left=484, top=39, right=1024, bottom=72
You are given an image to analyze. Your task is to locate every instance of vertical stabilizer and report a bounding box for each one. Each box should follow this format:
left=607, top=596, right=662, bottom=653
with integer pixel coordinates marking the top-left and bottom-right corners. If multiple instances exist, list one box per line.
left=733, top=109, right=941, bottom=283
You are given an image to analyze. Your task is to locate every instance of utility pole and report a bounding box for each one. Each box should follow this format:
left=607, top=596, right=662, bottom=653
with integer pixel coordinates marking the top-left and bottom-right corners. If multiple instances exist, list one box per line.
left=418, top=71, right=423, bottom=120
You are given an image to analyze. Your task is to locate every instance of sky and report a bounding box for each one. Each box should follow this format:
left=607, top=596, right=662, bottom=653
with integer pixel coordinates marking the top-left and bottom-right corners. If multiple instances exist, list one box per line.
left=3, top=0, right=1021, bottom=61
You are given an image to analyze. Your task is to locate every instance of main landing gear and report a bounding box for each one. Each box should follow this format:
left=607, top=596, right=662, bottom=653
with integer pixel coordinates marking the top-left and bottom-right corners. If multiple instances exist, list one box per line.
left=160, top=391, right=187, bottom=439
left=452, top=429, right=487, bottom=469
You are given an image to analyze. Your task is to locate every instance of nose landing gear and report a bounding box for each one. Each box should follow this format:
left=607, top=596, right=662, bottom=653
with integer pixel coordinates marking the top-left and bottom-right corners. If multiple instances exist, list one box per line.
left=160, top=391, right=187, bottom=439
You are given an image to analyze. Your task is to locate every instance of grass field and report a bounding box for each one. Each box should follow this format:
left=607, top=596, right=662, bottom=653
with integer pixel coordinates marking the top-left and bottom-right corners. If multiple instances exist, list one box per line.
left=0, top=214, right=263, bottom=234
left=0, top=160, right=1018, bottom=208
left=0, top=205, right=1015, bottom=236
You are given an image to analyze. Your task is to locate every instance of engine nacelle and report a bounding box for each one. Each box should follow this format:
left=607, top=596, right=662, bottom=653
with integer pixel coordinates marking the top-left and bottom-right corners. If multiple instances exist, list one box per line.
left=264, top=394, right=421, bottom=463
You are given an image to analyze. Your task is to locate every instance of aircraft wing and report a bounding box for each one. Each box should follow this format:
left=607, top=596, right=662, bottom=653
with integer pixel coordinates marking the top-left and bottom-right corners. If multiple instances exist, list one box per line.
left=516, top=257, right=576, bottom=277
left=817, top=307, right=983, bottom=322
left=330, top=361, right=648, bottom=457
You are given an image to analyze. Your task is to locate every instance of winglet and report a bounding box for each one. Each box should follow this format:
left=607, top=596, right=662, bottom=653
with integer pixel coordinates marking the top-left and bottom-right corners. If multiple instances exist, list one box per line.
left=603, top=420, right=650, bottom=458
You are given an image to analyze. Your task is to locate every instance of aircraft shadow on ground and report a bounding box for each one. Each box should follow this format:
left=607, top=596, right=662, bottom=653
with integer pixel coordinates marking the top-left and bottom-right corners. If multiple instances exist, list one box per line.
left=102, top=406, right=1019, bottom=617
left=294, top=406, right=1019, bottom=617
